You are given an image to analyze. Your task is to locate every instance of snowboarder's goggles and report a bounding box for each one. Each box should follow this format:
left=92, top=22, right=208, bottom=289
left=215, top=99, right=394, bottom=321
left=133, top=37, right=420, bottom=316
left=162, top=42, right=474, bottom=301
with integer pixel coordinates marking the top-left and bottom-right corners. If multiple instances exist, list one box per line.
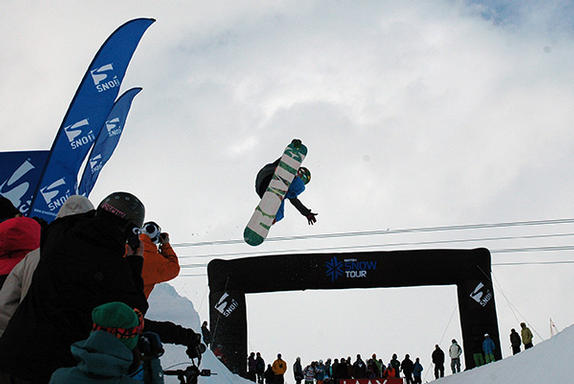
left=297, top=167, right=311, bottom=184
left=92, top=308, right=144, bottom=341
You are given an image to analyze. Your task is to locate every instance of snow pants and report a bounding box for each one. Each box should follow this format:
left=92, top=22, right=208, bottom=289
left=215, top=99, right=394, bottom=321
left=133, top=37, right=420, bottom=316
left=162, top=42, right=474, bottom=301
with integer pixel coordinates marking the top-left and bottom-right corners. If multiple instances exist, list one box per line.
left=450, top=358, right=460, bottom=373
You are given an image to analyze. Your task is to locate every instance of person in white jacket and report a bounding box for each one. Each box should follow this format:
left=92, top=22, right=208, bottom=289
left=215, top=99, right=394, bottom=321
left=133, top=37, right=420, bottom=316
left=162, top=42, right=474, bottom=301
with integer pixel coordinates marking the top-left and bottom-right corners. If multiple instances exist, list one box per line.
left=0, top=195, right=94, bottom=336
left=449, top=339, right=463, bottom=374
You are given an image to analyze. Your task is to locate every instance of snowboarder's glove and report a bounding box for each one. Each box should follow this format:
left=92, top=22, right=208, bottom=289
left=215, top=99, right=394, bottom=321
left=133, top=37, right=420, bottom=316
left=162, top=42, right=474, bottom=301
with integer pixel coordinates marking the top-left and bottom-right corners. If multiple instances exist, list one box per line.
left=306, top=212, right=318, bottom=225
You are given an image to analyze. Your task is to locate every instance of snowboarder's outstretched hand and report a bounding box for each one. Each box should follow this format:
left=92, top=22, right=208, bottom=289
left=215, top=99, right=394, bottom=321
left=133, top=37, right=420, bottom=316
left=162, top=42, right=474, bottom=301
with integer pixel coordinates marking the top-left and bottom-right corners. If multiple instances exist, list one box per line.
left=306, top=212, right=318, bottom=225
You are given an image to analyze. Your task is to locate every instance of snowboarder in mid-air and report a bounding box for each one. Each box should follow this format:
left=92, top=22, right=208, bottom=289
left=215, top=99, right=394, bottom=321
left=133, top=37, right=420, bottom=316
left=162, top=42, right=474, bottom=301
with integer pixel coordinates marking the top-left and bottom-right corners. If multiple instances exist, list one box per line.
left=255, top=158, right=318, bottom=225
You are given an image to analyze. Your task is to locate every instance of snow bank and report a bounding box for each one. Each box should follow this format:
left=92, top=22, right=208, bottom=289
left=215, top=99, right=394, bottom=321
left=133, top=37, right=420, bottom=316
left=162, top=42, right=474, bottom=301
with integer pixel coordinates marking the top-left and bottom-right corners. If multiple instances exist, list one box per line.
left=147, top=283, right=252, bottom=384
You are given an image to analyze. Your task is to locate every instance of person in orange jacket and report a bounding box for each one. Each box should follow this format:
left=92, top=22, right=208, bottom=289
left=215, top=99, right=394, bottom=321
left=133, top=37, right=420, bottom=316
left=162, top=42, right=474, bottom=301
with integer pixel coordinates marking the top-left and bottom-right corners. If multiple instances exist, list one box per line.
left=383, top=364, right=396, bottom=378
left=140, top=221, right=180, bottom=298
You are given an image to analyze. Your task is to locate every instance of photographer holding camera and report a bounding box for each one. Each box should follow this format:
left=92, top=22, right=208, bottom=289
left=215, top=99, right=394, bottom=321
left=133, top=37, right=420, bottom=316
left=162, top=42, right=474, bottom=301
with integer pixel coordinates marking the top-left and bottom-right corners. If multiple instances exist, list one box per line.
left=139, top=221, right=180, bottom=298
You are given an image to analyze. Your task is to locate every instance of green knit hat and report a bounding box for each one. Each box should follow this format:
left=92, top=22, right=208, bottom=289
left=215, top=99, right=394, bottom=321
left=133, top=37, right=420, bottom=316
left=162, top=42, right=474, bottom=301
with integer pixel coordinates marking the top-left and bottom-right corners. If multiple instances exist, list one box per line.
left=92, top=302, right=143, bottom=350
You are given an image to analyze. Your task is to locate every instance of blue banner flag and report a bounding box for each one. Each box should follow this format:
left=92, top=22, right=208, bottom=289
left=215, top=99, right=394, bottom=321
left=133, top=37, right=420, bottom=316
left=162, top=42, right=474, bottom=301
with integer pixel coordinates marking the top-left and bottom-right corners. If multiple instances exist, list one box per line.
left=0, top=151, right=50, bottom=215
left=77, top=87, right=142, bottom=196
left=29, top=18, right=155, bottom=221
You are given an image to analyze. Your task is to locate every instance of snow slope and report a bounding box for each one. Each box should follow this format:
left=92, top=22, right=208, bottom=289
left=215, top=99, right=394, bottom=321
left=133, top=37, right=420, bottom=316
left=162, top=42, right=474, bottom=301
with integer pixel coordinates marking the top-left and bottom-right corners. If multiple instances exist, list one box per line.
left=149, top=283, right=571, bottom=384
left=147, top=284, right=252, bottom=384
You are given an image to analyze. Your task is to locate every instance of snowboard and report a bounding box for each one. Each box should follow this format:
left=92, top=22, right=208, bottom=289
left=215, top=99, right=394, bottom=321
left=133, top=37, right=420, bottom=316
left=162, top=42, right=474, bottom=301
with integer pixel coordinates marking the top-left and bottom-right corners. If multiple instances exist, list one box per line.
left=244, top=139, right=307, bottom=246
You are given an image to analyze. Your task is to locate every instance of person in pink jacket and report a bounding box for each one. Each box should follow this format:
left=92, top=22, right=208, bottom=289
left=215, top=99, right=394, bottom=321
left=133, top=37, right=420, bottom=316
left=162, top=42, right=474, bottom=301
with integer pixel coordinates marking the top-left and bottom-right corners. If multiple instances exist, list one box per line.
left=0, top=195, right=94, bottom=336
left=0, top=196, right=40, bottom=288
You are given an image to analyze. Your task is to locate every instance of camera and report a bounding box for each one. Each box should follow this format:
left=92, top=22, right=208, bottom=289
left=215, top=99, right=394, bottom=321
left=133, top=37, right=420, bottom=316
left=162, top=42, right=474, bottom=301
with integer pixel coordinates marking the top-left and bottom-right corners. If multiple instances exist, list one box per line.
left=138, top=332, right=164, bottom=359
left=126, top=226, right=141, bottom=252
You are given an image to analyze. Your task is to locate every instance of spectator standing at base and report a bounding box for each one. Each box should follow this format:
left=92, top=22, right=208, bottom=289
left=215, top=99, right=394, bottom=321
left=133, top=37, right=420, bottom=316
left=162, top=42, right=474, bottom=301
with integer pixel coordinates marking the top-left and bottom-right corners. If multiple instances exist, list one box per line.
left=412, top=358, right=423, bottom=384
left=383, top=364, right=396, bottom=378
left=248, top=352, right=257, bottom=381
left=256, top=352, right=266, bottom=384
left=352, top=355, right=366, bottom=379
left=201, top=321, right=211, bottom=346
left=432, top=344, right=445, bottom=379
left=510, top=329, right=521, bottom=355
left=303, top=363, right=315, bottom=384
left=324, top=358, right=332, bottom=384
left=390, top=354, right=401, bottom=378
left=272, top=353, right=288, bottom=384
left=400, top=354, right=414, bottom=384
left=449, top=339, right=462, bottom=374
left=345, top=357, right=353, bottom=379
left=372, top=355, right=382, bottom=378
left=521, top=322, right=534, bottom=349
left=294, top=357, right=304, bottom=384
left=482, top=334, right=496, bottom=363
left=331, top=358, right=340, bottom=383
left=316, top=360, right=326, bottom=384
left=265, top=364, right=275, bottom=384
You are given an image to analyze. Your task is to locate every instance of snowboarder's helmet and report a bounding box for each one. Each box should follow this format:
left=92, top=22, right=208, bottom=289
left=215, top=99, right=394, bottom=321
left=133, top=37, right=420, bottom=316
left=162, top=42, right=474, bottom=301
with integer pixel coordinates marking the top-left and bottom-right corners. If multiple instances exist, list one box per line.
left=97, top=192, right=145, bottom=228
left=298, top=167, right=311, bottom=184
left=142, top=221, right=161, bottom=243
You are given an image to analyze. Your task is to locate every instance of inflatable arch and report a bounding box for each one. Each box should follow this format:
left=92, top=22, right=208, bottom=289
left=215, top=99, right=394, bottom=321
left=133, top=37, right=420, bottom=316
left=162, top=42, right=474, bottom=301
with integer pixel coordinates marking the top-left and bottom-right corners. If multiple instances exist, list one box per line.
left=208, top=248, right=501, bottom=374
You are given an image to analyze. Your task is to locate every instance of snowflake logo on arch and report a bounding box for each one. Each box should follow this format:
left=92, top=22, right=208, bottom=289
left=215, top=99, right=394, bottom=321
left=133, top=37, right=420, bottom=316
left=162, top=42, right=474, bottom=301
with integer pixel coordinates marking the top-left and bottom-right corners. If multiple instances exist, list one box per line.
left=326, top=256, right=344, bottom=282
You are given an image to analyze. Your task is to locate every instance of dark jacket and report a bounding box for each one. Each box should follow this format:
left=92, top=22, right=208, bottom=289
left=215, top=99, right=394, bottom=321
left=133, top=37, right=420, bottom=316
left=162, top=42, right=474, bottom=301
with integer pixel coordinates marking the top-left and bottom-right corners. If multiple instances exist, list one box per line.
left=352, top=358, right=366, bottom=378
left=413, top=362, right=423, bottom=377
left=0, top=212, right=149, bottom=382
left=256, top=357, right=266, bottom=374
left=432, top=347, right=445, bottom=365
left=400, top=357, right=414, bottom=375
left=390, top=358, right=400, bottom=377
left=264, top=366, right=275, bottom=384
left=510, top=330, right=521, bottom=347
left=293, top=360, right=303, bottom=380
left=202, top=324, right=211, bottom=345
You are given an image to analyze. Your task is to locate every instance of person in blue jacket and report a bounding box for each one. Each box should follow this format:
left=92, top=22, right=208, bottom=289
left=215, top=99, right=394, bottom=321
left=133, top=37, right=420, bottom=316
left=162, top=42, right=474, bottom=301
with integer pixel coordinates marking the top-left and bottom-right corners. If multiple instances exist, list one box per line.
left=255, top=159, right=317, bottom=224
left=482, top=333, right=496, bottom=364
left=412, top=358, right=423, bottom=384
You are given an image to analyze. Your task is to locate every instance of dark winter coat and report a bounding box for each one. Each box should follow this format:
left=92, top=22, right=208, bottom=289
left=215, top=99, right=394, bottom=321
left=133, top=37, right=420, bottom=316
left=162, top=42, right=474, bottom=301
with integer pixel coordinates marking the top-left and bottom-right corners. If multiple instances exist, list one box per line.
left=202, top=324, right=211, bottom=345
left=49, top=331, right=139, bottom=383
left=0, top=212, right=149, bottom=382
left=293, top=360, right=303, bottom=380
left=482, top=337, right=496, bottom=354
left=432, top=347, right=445, bottom=365
left=336, top=360, right=348, bottom=379
left=413, top=362, right=423, bottom=378
left=401, top=357, right=414, bottom=375
left=256, top=357, right=266, bottom=374
left=390, top=358, right=401, bottom=377
left=510, top=330, right=521, bottom=347
left=352, top=358, right=366, bottom=378
left=264, top=366, right=275, bottom=384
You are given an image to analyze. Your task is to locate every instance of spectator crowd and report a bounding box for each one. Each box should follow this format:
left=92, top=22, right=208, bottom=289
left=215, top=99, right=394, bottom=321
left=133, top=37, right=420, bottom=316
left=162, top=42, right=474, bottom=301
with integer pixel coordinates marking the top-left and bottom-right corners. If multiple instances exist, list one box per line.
left=245, top=325, right=536, bottom=384
left=0, top=193, right=204, bottom=383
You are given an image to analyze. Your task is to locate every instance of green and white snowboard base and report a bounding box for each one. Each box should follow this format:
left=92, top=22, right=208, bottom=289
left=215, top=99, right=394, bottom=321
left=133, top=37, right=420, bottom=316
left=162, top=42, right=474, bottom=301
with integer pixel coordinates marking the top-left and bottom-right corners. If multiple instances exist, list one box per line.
left=244, top=139, right=307, bottom=246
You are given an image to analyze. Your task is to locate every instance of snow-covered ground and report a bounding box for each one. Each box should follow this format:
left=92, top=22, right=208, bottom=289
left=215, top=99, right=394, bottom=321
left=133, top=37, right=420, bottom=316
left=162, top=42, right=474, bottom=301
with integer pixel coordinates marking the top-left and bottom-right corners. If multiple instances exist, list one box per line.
left=149, top=283, right=571, bottom=384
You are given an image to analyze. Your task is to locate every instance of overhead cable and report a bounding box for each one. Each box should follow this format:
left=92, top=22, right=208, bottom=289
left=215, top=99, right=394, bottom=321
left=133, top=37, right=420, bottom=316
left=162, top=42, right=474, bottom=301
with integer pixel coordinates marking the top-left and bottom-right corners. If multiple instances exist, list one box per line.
left=172, top=218, right=574, bottom=248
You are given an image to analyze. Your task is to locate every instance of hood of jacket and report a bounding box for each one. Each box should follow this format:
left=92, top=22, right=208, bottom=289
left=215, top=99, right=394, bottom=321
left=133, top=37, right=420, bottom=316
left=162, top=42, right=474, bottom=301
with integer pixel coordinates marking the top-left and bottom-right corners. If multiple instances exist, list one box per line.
left=0, top=217, right=40, bottom=255
left=70, top=330, right=134, bottom=376
left=56, top=195, right=94, bottom=219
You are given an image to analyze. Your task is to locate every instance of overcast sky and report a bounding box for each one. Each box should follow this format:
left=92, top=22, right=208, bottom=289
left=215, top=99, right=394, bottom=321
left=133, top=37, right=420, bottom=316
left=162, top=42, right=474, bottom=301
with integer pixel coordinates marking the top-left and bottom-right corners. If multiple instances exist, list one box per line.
left=2, top=0, right=574, bottom=377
